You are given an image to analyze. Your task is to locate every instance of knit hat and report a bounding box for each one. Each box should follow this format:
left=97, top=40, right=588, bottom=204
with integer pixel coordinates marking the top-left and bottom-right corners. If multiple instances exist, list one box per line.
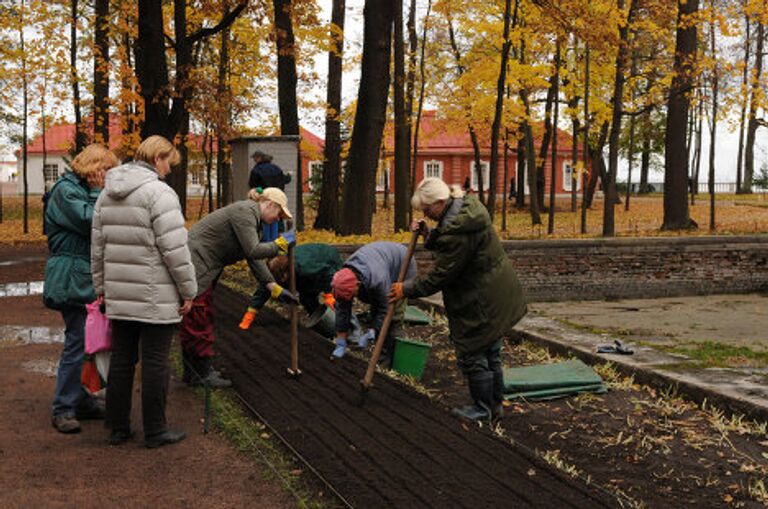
left=331, top=268, right=358, bottom=301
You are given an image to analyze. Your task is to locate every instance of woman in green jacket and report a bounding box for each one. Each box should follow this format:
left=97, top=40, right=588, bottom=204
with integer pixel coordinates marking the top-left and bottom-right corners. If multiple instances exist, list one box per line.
left=390, top=177, right=527, bottom=424
left=44, top=144, right=119, bottom=434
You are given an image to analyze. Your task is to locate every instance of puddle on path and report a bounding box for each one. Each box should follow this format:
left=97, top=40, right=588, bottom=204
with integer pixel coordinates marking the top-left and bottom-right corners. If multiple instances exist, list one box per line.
left=21, top=359, right=58, bottom=377
left=0, top=281, right=44, bottom=297
left=0, top=325, right=64, bottom=346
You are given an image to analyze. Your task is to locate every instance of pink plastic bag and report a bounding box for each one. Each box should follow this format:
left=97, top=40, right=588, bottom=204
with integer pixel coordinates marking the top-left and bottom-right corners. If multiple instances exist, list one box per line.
left=85, top=301, right=112, bottom=354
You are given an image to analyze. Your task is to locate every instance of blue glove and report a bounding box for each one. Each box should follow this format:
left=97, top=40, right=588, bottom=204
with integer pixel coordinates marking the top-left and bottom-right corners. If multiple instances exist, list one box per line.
left=331, top=338, right=347, bottom=359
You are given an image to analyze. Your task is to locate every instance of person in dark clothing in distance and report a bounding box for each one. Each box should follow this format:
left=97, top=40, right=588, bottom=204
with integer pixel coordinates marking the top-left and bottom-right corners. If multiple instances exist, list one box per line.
left=249, top=151, right=292, bottom=241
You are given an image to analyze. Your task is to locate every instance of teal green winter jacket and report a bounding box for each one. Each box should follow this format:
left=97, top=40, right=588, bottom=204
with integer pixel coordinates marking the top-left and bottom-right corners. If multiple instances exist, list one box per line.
left=43, top=171, right=101, bottom=310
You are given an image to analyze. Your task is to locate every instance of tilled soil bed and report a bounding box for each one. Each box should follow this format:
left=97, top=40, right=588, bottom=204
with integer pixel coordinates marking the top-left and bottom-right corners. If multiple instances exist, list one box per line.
left=213, top=285, right=618, bottom=508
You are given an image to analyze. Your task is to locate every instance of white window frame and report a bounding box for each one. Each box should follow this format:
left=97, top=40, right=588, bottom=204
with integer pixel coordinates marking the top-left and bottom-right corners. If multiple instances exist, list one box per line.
left=308, top=160, right=323, bottom=190
left=562, top=160, right=581, bottom=192
left=43, top=163, right=59, bottom=184
left=376, top=161, right=391, bottom=191
left=423, top=160, right=444, bottom=180
left=469, top=160, right=490, bottom=191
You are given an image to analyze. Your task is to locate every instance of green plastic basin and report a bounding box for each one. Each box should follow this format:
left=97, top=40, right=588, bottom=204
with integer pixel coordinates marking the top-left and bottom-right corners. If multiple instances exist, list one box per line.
left=392, top=337, right=431, bottom=380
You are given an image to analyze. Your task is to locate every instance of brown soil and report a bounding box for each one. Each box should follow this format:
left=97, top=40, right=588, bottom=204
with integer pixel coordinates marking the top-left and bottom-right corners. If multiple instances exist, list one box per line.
left=0, top=245, right=293, bottom=509
left=213, top=286, right=617, bottom=508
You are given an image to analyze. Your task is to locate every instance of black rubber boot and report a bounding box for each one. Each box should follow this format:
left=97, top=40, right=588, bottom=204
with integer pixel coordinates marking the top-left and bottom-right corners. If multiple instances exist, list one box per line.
left=451, top=371, right=494, bottom=424
left=492, top=368, right=505, bottom=424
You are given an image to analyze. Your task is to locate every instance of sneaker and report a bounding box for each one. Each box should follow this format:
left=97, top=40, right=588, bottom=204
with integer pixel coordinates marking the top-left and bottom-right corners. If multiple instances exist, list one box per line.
left=107, top=429, right=135, bottom=446
left=52, top=414, right=81, bottom=434
left=330, top=338, right=347, bottom=360
left=145, top=428, right=186, bottom=449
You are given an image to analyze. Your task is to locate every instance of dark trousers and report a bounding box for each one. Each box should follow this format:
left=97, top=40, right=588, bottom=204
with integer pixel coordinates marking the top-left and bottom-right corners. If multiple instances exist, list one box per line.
left=106, top=320, right=175, bottom=436
left=456, top=339, right=503, bottom=376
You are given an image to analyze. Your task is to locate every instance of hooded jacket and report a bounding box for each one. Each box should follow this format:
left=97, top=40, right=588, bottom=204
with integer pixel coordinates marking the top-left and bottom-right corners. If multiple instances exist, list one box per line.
left=43, top=170, right=101, bottom=310
left=404, top=195, right=527, bottom=354
left=335, top=241, right=417, bottom=334
left=91, top=161, right=197, bottom=324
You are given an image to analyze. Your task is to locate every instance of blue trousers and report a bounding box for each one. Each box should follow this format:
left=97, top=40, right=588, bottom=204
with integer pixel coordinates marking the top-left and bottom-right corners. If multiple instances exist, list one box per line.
left=52, top=306, right=90, bottom=417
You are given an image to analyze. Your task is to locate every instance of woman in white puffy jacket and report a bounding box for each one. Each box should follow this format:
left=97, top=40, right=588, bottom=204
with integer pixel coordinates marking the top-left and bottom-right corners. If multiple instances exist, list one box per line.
left=91, top=135, right=197, bottom=449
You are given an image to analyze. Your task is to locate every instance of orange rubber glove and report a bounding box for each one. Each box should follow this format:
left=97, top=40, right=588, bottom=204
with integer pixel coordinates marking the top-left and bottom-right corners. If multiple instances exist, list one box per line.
left=322, top=292, right=335, bottom=310
left=239, top=308, right=258, bottom=330
left=388, top=282, right=404, bottom=303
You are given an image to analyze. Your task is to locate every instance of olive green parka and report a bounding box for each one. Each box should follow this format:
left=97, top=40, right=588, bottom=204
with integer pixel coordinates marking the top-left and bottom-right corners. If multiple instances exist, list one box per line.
left=403, top=195, right=527, bottom=355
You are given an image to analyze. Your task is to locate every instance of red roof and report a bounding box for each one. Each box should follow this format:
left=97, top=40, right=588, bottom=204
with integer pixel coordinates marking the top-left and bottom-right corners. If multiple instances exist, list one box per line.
left=383, top=111, right=578, bottom=156
left=19, top=116, right=216, bottom=157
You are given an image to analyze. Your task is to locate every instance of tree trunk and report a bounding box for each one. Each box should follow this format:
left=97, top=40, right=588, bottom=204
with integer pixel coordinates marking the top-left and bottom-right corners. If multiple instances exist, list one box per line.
left=570, top=107, right=579, bottom=213
left=94, top=0, right=110, bottom=144
left=605, top=0, right=636, bottom=237
left=516, top=135, right=526, bottom=208
left=71, top=0, right=87, bottom=152
left=625, top=52, right=638, bottom=211
left=216, top=14, right=232, bottom=207
left=581, top=43, right=590, bottom=233
left=393, top=0, right=409, bottom=231
left=488, top=0, right=515, bottom=218
left=404, top=0, right=417, bottom=225
left=547, top=40, right=560, bottom=234
left=639, top=111, right=651, bottom=193
left=410, top=0, right=431, bottom=218
left=743, top=12, right=764, bottom=194
left=519, top=40, right=540, bottom=224
left=585, top=121, right=608, bottom=208
left=537, top=73, right=557, bottom=210
left=708, top=8, right=718, bottom=231
left=273, top=0, right=302, bottom=228
left=662, top=0, right=699, bottom=230
left=315, top=0, right=345, bottom=230
left=736, top=15, right=750, bottom=193
left=20, top=0, right=29, bottom=233
left=338, top=0, right=394, bottom=235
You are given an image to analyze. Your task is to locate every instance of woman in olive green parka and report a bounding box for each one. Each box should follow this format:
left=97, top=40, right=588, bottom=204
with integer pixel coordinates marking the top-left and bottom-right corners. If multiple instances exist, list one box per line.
left=390, top=177, right=527, bottom=424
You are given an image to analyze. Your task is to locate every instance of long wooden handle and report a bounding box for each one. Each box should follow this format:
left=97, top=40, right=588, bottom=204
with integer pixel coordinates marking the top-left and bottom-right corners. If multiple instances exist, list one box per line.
left=288, top=243, right=299, bottom=374
left=361, top=231, right=420, bottom=388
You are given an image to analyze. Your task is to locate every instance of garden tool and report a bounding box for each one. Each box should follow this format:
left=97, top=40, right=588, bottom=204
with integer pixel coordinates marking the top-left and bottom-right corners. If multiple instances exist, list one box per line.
left=356, top=230, right=419, bottom=407
left=286, top=243, right=302, bottom=378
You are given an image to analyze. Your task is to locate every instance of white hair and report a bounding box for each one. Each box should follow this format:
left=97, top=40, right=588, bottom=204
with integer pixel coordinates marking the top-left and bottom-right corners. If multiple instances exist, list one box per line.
left=411, top=177, right=465, bottom=209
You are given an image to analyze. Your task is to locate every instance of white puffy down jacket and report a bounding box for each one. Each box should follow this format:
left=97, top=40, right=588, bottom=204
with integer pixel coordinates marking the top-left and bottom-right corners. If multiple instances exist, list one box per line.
left=91, top=161, right=197, bottom=324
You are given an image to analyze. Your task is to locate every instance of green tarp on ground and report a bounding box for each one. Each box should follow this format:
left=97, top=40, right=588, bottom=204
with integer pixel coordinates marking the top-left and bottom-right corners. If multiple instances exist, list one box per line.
left=503, top=359, right=607, bottom=401
left=404, top=305, right=432, bottom=325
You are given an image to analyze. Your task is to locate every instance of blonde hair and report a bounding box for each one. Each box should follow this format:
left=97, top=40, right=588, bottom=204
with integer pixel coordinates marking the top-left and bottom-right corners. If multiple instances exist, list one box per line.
left=70, top=143, right=119, bottom=178
left=411, top=177, right=464, bottom=209
left=134, top=135, right=180, bottom=166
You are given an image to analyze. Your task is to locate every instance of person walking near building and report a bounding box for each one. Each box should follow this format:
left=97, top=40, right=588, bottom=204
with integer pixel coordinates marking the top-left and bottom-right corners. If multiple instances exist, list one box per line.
left=248, top=151, right=292, bottom=241
left=92, top=135, right=197, bottom=448
left=389, top=177, right=527, bottom=424
left=45, top=143, right=119, bottom=434
left=179, top=187, right=297, bottom=388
